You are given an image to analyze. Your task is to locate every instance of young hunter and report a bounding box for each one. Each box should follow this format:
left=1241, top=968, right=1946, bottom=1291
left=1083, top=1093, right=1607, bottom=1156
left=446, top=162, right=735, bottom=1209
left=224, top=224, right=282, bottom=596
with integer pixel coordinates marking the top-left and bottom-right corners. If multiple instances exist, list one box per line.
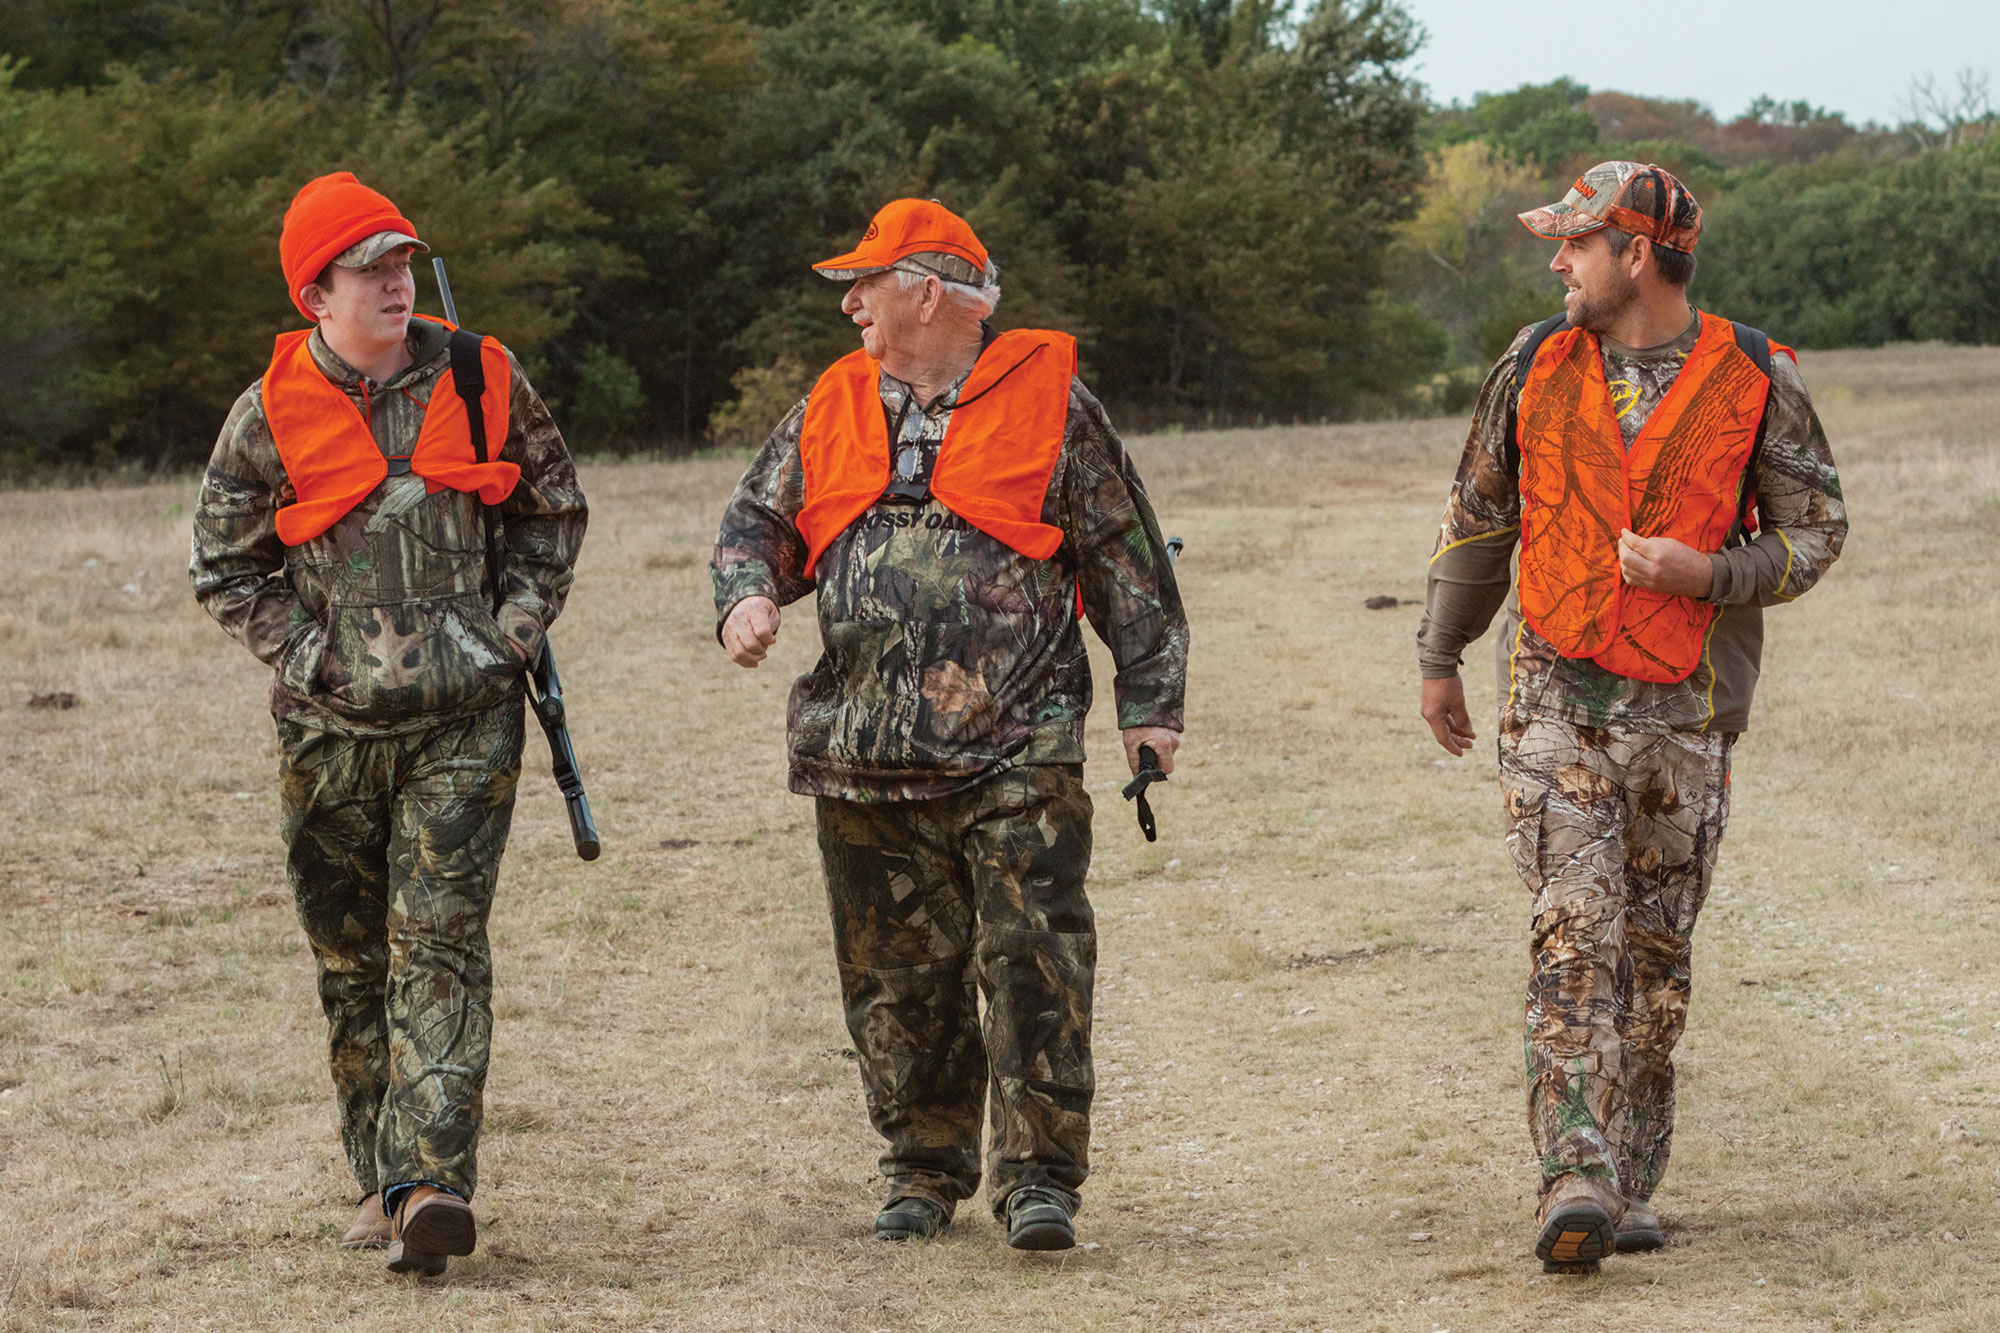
left=189, top=173, right=587, bottom=1276
left=709, top=199, right=1190, bottom=1250
left=1417, top=162, right=1846, bottom=1272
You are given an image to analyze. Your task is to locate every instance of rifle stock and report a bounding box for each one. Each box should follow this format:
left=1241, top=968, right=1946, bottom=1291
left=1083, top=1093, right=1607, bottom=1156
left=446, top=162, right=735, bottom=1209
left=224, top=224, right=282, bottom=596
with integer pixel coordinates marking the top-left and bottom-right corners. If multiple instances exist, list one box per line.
left=527, top=641, right=600, bottom=860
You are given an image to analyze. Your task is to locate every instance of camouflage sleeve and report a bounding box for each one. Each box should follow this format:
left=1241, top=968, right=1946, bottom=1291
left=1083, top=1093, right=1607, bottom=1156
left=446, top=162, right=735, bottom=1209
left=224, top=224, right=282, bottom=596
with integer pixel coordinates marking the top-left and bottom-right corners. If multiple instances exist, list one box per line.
left=494, top=352, right=589, bottom=661
left=1060, top=383, right=1189, bottom=731
left=188, top=384, right=314, bottom=667
left=1417, top=331, right=1532, bottom=679
left=1706, top=355, right=1847, bottom=607
left=709, top=398, right=813, bottom=629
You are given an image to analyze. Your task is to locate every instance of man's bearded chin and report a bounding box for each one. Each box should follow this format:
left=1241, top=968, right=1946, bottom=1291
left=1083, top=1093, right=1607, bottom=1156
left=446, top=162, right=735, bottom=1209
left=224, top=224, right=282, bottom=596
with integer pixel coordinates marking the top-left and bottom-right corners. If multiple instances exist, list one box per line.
left=1570, top=270, right=1640, bottom=334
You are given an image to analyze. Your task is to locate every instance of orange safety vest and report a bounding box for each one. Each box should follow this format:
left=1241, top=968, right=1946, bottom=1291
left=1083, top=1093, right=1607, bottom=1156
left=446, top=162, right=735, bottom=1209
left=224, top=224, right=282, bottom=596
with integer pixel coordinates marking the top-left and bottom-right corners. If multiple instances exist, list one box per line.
left=795, top=329, right=1077, bottom=576
left=1516, top=311, right=1786, bottom=684
left=262, top=315, right=520, bottom=546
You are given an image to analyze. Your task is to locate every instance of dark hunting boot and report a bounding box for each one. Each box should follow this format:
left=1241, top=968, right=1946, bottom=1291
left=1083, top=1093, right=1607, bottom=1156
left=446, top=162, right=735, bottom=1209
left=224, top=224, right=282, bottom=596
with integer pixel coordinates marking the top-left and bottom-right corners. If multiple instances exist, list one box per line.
left=1615, top=1196, right=1667, bottom=1253
left=1004, top=1186, right=1076, bottom=1252
left=873, top=1196, right=949, bottom=1242
left=1535, top=1174, right=1623, bottom=1274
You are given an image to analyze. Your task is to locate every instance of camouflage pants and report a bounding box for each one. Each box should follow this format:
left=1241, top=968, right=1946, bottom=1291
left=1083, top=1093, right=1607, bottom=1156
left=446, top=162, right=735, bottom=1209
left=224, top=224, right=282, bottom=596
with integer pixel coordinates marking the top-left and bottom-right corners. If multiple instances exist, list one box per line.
left=816, top=764, right=1095, bottom=1221
left=276, top=700, right=524, bottom=1203
left=1499, top=708, right=1734, bottom=1206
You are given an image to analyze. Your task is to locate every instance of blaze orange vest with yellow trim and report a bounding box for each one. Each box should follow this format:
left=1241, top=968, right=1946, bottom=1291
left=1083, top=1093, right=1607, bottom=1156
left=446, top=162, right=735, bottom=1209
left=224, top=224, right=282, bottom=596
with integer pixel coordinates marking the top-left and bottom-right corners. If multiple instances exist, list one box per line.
left=795, top=329, right=1076, bottom=576
left=1517, top=311, right=1783, bottom=684
left=262, top=315, right=519, bottom=546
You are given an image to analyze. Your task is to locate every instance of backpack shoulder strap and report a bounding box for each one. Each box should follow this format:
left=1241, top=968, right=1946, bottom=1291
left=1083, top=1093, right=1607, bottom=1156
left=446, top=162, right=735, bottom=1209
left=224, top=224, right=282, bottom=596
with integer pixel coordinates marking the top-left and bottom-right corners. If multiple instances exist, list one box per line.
left=448, top=327, right=490, bottom=463
left=1731, top=321, right=1773, bottom=379
left=1504, top=313, right=1571, bottom=479
left=1726, top=319, right=1777, bottom=546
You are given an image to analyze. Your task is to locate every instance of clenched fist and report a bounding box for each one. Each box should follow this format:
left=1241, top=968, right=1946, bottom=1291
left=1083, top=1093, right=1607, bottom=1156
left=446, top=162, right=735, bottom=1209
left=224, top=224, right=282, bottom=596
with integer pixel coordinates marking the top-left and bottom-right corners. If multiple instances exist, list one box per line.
left=1122, top=726, right=1182, bottom=776
left=722, top=595, right=781, bottom=668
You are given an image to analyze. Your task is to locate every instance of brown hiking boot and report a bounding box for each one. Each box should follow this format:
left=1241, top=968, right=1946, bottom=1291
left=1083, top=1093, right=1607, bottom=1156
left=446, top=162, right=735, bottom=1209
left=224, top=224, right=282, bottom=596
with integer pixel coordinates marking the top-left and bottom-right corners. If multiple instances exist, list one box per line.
left=340, top=1193, right=391, bottom=1249
left=385, top=1185, right=476, bottom=1277
left=1615, top=1196, right=1667, bottom=1253
left=1535, top=1175, right=1624, bottom=1274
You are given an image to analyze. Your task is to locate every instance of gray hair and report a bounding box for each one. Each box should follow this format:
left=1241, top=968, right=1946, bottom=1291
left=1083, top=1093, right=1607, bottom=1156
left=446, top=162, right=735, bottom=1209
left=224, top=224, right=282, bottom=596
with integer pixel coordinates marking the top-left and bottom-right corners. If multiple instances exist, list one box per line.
left=895, top=265, right=1001, bottom=319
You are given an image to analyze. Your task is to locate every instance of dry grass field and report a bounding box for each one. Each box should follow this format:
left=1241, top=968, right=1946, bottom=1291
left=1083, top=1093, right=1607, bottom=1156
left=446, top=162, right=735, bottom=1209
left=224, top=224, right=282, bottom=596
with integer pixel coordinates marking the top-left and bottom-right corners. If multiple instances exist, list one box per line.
left=2, top=343, right=1998, bottom=1331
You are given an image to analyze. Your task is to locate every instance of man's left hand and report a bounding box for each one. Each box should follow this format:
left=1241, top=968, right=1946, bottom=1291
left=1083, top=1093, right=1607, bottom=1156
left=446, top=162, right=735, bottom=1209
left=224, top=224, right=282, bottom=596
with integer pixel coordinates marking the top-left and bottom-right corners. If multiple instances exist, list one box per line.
left=1122, top=726, right=1181, bottom=777
left=1618, top=529, right=1714, bottom=598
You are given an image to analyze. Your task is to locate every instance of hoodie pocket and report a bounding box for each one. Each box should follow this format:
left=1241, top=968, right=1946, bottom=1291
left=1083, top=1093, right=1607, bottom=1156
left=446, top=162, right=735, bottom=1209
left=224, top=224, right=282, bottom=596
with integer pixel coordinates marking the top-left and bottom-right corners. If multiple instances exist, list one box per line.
left=313, top=594, right=523, bottom=722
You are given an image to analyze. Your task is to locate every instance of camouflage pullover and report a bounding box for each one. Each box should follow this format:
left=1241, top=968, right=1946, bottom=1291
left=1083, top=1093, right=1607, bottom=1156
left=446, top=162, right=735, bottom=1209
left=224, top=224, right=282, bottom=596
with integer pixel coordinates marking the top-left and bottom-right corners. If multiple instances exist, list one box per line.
left=1418, top=311, right=1847, bottom=734
left=712, top=342, right=1189, bottom=803
left=190, top=319, right=588, bottom=737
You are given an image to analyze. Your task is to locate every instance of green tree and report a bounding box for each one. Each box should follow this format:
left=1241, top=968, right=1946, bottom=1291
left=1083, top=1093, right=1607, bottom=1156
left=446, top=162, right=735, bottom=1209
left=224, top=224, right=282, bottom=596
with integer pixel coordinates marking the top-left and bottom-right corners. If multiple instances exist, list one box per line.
left=0, top=65, right=584, bottom=470
left=1432, top=77, right=1598, bottom=167
left=1701, top=134, right=2000, bottom=346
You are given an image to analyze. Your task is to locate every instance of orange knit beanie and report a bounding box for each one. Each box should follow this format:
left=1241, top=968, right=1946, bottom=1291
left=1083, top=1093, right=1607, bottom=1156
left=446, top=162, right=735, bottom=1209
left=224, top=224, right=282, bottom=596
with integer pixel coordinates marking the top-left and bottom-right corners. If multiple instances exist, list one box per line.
left=279, top=173, right=420, bottom=321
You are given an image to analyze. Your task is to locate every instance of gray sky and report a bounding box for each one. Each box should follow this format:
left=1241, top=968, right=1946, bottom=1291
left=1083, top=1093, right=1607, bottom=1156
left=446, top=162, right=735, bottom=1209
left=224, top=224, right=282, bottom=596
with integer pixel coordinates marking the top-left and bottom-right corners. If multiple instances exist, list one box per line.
left=1399, top=0, right=1998, bottom=128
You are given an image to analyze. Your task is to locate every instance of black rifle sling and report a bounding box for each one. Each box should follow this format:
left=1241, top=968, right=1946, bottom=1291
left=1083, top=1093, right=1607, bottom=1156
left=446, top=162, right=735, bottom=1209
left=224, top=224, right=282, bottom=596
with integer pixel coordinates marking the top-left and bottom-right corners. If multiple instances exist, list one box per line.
left=448, top=328, right=505, bottom=606
left=448, top=328, right=489, bottom=461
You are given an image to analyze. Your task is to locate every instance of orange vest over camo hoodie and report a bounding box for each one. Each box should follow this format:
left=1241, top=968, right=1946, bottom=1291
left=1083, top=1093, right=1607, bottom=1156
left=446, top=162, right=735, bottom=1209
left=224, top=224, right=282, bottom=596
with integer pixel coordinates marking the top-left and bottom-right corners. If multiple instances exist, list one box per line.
left=795, top=329, right=1076, bottom=576
left=1516, top=311, right=1788, bottom=684
left=261, top=316, right=519, bottom=546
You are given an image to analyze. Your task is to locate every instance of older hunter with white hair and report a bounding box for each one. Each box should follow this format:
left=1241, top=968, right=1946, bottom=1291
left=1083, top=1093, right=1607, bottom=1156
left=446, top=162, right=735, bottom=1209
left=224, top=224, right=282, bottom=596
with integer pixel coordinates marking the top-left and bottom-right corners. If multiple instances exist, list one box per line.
left=708, top=198, right=1190, bottom=1251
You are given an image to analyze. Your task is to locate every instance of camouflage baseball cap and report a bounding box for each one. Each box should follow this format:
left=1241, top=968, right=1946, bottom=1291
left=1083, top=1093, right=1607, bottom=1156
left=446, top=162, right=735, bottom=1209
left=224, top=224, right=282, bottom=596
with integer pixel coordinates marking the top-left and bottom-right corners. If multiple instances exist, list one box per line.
left=1518, top=161, right=1703, bottom=252
left=332, top=230, right=428, bottom=267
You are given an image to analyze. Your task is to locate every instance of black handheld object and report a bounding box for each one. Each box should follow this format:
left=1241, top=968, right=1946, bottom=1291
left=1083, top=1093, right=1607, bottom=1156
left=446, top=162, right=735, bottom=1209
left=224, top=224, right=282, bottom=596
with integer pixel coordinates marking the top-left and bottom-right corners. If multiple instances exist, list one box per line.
left=526, top=641, right=601, bottom=860
left=1117, top=531, right=1185, bottom=841
left=1121, top=745, right=1168, bottom=843
left=435, top=257, right=600, bottom=862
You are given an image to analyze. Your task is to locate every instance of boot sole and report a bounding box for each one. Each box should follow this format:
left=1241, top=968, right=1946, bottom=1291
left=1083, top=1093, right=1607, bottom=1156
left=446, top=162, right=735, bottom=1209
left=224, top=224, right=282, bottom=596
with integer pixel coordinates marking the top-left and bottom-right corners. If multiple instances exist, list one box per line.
left=1542, top=1258, right=1602, bottom=1275
left=1535, top=1201, right=1614, bottom=1267
left=1006, top=1219, right=1075, bottom=1251
left=399, top=1195, right=477, bottom=1257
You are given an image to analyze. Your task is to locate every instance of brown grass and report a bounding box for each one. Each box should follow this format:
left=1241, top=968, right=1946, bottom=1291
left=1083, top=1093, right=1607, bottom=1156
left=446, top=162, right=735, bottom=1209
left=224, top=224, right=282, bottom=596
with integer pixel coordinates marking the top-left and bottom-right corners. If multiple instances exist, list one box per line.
left=2, top=342, right=1998, bottom=1330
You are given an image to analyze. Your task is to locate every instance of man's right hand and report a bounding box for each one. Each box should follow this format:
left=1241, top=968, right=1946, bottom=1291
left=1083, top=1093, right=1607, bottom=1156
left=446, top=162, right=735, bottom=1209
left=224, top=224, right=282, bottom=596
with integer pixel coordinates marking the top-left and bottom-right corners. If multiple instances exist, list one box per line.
left=722, top=595, right=781, bottom=668
left=1420, top=674, right=1477, bottom=757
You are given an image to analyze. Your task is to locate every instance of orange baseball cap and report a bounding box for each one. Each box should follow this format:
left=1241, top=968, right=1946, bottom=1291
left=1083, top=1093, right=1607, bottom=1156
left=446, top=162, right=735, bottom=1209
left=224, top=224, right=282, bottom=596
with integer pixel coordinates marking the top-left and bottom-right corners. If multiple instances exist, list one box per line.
left=812, top=198, right=995, bottom=286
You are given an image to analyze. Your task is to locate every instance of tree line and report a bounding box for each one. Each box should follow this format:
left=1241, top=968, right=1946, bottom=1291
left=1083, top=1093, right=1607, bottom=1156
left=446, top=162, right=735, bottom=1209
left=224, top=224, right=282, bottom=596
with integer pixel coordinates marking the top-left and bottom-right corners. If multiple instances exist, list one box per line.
left=2, top=1, right=1994, bottom=474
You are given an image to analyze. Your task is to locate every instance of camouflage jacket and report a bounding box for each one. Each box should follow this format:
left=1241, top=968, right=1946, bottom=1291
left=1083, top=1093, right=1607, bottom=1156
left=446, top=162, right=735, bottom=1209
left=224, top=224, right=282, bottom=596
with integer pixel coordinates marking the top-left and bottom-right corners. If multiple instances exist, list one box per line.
left=1418, top=312, right=1847, bottom=734
left=190, top=319, right=588, bottom=738
left=711, top=347, right=1189, bottom=802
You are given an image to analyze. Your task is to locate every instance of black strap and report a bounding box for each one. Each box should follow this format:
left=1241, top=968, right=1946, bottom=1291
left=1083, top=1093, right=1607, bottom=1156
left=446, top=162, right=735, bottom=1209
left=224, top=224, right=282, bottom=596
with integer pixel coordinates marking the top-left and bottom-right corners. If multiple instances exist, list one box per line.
left=448, top=328, right=490, bottom=462
left=448, top=327, right=503, bottom=605
left=1727, top=321, right=1776, bottom=545
left=1504, top=313, right=1571, bottom=479
left=1121, top=745, right=1167, bottom=843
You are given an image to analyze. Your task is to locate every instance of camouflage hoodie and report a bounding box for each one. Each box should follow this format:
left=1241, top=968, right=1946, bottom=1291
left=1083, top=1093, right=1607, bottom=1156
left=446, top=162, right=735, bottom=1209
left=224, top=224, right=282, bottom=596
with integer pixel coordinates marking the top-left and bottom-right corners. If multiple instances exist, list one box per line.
left=190, top=319, right=588, bottom=737
left=712, top=345, right=1189, bottom=803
